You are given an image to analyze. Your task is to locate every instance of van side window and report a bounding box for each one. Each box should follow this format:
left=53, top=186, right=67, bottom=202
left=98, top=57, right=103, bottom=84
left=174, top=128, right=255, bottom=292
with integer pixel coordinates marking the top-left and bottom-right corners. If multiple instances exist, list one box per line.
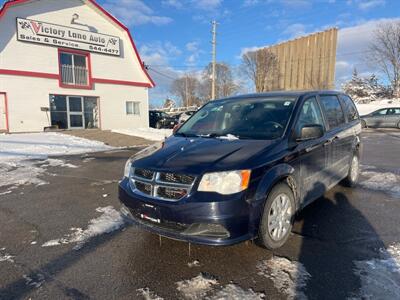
left=295, top=97, right=325, bottom=134
left=340, top=95, right=359, bottom=121
left=319, top=95, right=345, bottom=129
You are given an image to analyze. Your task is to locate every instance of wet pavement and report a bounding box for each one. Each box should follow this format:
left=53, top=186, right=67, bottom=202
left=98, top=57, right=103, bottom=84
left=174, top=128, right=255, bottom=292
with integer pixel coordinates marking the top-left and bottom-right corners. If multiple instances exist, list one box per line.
left=0, top=129, right=399, bottom=300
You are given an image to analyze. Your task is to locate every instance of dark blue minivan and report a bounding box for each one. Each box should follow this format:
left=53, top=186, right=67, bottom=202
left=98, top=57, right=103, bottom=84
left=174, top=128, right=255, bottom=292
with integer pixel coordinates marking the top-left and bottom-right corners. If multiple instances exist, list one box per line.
left=119, top=91, right=361, bottom=249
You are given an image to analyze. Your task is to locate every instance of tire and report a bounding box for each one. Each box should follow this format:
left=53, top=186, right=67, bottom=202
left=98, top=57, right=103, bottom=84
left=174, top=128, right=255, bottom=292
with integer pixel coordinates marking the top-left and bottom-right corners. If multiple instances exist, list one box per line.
left=258, top=183, right=295, bottom=250
left=155, top=122, right=162, bottom=129
left=342, top=154, right=360, bottom=187
left=361, top=119, right=367, bottom=128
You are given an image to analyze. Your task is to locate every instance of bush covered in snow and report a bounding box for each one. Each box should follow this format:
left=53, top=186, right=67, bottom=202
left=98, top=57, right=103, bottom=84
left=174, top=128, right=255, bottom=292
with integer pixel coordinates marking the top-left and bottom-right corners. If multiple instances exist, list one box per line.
left=342, top=70, right=392, bottom=103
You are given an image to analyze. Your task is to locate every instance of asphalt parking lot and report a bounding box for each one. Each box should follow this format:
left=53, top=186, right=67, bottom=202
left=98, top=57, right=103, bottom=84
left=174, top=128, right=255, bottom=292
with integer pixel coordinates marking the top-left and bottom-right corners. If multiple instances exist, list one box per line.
left=0, top=129, right=399, bottom=300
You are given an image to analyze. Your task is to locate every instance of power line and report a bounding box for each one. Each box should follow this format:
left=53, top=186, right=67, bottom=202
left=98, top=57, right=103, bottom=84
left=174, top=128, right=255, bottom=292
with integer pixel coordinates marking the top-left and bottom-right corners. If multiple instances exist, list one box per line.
left=147, top=67, right=177, bottom=81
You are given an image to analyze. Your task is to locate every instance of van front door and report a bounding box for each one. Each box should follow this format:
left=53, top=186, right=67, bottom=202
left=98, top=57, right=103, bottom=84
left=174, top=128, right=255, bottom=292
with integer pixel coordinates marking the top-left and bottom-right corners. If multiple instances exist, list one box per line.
left=67, top=96, right=84, bottom=129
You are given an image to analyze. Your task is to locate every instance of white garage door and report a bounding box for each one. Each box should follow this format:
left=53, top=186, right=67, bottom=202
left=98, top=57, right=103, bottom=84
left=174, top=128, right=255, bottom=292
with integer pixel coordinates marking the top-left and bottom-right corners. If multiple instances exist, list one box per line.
left=0, top=94, right=6, bottom=131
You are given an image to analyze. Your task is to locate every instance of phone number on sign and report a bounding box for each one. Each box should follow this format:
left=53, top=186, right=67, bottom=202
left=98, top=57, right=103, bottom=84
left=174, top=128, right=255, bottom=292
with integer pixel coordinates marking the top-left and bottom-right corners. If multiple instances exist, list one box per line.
left=89, top=45, right=120, bottom=55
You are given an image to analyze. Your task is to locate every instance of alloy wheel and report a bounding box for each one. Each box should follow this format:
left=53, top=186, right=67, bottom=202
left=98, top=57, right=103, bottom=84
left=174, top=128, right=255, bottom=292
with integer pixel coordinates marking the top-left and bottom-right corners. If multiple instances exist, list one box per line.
left=267, top=193, right=293, bottom=241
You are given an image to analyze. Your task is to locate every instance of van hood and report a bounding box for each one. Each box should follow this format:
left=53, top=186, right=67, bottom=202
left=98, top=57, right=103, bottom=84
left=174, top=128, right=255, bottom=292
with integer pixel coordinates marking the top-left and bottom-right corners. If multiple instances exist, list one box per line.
left=132, top=136, right=279, bottom=175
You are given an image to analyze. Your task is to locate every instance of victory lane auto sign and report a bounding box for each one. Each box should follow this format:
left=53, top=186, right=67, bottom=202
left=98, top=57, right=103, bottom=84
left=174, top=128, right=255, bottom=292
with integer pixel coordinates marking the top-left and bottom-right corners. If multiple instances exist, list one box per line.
left=16, top=18, right=121, bottom=56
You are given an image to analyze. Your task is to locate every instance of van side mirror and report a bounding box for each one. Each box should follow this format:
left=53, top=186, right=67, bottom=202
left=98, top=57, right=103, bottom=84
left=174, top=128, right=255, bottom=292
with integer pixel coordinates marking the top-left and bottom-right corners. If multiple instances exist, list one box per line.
left=296, top=124, right=324, bottom=142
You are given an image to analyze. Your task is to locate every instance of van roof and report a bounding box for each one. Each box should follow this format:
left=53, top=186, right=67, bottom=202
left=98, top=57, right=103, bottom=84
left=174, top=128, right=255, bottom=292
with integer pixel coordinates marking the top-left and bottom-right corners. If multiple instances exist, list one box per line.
left=215, top=90, right=343, bottom=102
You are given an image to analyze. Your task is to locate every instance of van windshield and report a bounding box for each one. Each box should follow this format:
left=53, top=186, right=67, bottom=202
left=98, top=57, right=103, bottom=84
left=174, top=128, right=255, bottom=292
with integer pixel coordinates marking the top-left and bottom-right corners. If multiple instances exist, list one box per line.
left=176, top=96, right=297, bottom=140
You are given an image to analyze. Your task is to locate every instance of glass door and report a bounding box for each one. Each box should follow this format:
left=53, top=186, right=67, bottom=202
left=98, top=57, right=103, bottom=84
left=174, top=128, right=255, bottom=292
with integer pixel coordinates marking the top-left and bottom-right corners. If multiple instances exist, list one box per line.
left=67, top=96, right=84, bottom=129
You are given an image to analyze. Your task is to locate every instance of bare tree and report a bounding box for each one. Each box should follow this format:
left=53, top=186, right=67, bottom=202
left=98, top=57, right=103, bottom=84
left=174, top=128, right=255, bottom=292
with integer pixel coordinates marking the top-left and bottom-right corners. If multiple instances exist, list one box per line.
left=241, top=48, right=280, bottom=92
left=367, top=21, right=400, bottom=97
left=201, top=63, right=239, bottom=101
left=170, top=74, right=200, bottom=107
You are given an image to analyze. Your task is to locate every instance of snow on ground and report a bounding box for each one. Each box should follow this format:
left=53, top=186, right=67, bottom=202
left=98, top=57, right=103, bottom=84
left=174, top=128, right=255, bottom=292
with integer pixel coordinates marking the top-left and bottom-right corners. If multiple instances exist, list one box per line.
left=0, top=132, right=113, bottom=190
left=360, top=166, right=400, bottom=198
left=176, top=273, right=218, bottom=300
left=187, top=260, right=201, bottom=268
left=42, top=206, right=127, bottom=250
left=0, top=248, right=14, bottom=263
left=0, top=132, right=113, bottom=163
left=112, top=128, right=172, bottom=141
left=175, top=273, right=264, bottom=300
left=257, top=256, right=311, bottom=300
left=0, top=158, right=78, bottom=189
left=356, top=99, right=400, bottom=116
left=137, top=288, right=164, bottom=300
left=209, top=284, right=264, bottom=300
left=352, top=243, right=400, bottom=299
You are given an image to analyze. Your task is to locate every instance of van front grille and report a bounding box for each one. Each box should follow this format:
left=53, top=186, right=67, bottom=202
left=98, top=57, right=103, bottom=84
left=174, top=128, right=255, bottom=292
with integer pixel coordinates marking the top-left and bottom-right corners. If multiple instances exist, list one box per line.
left=134, top=168, right=154, bottom=180
left=135, top=181, right=152, bottom=195
left=129, top=168, right=195, bottom=201
left=158, top=172, right=195, bottom=185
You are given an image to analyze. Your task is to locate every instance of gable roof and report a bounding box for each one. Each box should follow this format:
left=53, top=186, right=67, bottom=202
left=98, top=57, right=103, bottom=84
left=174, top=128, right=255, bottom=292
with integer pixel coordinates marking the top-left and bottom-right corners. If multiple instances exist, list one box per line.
left=0, top=0, right=155, bottom=88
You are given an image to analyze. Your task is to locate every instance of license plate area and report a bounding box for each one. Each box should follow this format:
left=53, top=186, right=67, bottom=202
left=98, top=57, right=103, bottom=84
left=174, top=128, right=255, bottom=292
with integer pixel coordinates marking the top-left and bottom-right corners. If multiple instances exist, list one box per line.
left=139, top=203, right=161, bottom=223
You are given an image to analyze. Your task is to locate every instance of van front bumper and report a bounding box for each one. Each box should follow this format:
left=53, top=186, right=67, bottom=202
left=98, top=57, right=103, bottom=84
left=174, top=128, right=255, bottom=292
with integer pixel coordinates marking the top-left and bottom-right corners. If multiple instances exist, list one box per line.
left=118, top=177, right=257, bottom=246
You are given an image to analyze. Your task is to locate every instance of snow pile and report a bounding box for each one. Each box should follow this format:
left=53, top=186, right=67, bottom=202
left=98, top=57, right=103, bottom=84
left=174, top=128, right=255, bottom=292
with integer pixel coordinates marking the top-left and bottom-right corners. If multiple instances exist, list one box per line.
left=42, top=206, right=127, bottom=250
left=137, top=288, right=164, bottom=300
left=360, top=167, right=400, bottom=198
left=0, top=161, right=48, bottom=187
left=0, top=248, right=14, bottom=263
left=257, top=256, right=311, bottom=300
left=187, top=260, right=201, bottom=268
left=0, top=132, right=113, bottom=163
left=210, top=284, right=264, bottom=300
left=176, top=273, right=218, bottom=300
left=0, top=158, right=77, bottom=189
left=0, top=132, right=111, bottom=189
left=43, top=158, right=78, bottom=168
left=352, top=243, right=400, bottom=299
left=112, top=128, right=172, bottom=141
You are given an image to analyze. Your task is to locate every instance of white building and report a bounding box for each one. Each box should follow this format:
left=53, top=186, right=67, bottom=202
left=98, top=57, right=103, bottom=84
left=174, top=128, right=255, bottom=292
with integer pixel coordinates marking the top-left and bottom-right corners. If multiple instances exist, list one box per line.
left=0, top=0, right=155, bottom=133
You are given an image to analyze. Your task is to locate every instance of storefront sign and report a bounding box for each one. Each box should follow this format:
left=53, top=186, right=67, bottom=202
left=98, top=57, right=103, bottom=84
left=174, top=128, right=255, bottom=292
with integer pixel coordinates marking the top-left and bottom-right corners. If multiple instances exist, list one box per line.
left=16, top=18, right=120, bottom=56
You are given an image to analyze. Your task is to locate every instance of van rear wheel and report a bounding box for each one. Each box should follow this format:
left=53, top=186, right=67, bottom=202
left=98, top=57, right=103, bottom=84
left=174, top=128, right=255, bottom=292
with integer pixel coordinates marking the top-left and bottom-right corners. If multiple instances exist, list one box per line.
left=258, top=183, right=295, bottom=250
left=343, top=154, right=359, bottom=187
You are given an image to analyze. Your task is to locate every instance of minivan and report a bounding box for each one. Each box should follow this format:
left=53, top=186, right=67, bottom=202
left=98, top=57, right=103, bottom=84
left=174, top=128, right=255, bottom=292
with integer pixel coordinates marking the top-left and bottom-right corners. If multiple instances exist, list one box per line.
left=119, top=91, right=361, bottom=249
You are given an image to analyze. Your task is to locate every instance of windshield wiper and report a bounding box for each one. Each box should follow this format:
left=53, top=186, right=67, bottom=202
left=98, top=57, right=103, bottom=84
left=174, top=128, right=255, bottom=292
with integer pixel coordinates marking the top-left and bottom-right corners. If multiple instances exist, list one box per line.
left=174, top=132, right=197, bottom=137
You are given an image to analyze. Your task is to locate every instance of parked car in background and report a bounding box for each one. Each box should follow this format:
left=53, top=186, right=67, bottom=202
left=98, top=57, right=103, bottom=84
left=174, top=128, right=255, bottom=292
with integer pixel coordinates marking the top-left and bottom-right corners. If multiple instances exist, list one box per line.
left=121, top=91, right=361, bottom=249
left=149, top=110, right=178, bottom=129
left=361, top=107, right=400, bottom=128
left=178, top=110, right=196, bottom=124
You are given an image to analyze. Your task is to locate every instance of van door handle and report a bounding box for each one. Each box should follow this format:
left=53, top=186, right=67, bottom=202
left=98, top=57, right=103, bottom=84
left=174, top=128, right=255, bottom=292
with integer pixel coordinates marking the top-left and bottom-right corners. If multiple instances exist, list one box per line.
left=324, top=136, right=339, bottom=147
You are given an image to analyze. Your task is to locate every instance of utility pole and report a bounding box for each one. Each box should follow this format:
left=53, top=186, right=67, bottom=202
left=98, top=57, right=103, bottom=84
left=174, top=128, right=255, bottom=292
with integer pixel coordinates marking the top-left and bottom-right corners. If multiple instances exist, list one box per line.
left=185, top=75, right=188, bottom=107
left=211, top=20, right=217, bottom=100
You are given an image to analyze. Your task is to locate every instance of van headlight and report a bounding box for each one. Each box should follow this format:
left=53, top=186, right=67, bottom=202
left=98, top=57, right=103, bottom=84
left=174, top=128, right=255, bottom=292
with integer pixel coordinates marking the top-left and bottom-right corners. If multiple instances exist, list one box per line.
left=198, top=170, right=251, bottom=195
left=124, top=160, right=132, bottom=178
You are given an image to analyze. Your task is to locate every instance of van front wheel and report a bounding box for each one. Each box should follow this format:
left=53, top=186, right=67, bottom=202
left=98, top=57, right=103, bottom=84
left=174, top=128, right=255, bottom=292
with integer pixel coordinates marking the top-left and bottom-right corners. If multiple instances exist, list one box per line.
left=258, top=183, right=295, bottom=250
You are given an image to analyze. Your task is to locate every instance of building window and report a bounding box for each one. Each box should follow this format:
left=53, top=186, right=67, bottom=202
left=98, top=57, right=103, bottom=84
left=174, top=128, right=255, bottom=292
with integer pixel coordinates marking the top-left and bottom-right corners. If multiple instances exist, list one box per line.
left=49, top=95, right=99, bottom=129
left=126, top=101, right=140, bottom=115
left=59, top=50, right=91, bottom=88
